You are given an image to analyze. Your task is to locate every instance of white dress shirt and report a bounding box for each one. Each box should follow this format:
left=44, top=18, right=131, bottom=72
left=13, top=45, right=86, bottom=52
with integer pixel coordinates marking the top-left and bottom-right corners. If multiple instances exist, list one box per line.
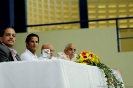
left=38, top=54, right=57, bottom=60
left=20, top=49, right=38, bottom=61
left=57, top=52, right=76, bottom=61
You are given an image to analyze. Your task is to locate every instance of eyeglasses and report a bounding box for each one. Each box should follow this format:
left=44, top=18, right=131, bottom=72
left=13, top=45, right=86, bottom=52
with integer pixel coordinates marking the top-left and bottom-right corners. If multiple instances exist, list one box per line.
left=68, top=48, right=76, bottom=52
left=50, top=49, right=54, bottom=52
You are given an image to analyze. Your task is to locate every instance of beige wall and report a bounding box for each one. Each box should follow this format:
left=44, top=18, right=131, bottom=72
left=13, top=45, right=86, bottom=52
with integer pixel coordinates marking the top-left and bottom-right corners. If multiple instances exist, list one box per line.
left=15, top=27, right=118, bottom=56
left=120, top=29, right=133, bottom=52
left=14, top=27, right=133, bottom=87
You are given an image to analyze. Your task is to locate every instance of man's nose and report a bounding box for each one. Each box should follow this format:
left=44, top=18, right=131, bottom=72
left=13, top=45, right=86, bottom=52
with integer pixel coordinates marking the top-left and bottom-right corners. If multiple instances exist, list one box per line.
left=72, top=50, right=75, bottom=53
left=33, top=43, right=37, bottom=46
left=9, top=35, right=13, bottom=38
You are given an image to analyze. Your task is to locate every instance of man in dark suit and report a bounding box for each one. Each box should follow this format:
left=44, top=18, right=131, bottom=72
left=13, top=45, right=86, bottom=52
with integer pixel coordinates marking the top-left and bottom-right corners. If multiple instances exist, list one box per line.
left=0, top=27, right=21, bottom=62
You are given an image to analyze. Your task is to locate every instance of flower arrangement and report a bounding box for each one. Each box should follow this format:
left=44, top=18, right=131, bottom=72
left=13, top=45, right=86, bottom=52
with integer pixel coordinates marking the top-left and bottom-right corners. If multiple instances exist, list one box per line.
left=75, top=51, right=123, bottom=88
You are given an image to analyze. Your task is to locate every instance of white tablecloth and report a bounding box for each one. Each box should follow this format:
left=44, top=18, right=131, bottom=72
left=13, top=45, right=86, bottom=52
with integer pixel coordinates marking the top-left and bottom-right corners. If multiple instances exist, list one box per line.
left=0, top=59, right=124, bottom=88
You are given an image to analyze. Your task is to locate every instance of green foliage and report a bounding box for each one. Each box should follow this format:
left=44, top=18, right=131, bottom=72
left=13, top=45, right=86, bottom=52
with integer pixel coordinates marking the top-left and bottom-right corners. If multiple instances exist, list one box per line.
left=97, top=63, right=123, bottom=88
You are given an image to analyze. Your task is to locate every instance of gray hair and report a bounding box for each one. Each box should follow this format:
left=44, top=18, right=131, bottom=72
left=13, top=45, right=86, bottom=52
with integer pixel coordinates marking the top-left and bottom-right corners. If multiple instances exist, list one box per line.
left=65, top=43, right=73, bottom=50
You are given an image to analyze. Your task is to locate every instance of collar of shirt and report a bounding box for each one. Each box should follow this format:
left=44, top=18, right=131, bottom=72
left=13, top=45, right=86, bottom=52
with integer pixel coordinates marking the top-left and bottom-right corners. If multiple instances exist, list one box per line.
left=9, top=48, right=17, bottom=56
left=26, top=49, right=38, bottom=59
left=2, top=43, right=17, bottom=56
left=40, top=54, right=43, bottom=57
left=63, top=52, right=76, bottom=61
left=38, top=54, right=47, bottom=60
left=39, top=54, right=49, bottom=59
left=39, top=54, right=57, bottom=60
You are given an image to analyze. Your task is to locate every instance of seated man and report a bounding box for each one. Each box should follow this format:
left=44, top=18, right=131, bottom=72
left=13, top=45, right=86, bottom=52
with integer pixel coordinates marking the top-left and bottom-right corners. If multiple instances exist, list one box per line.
left=0, top=27, right=21, bottom=62
left=20, top=33, right=39, bottom=61
left=57, top=43, right=76, bottom=61
left=38, top=43, right=56, bottom=60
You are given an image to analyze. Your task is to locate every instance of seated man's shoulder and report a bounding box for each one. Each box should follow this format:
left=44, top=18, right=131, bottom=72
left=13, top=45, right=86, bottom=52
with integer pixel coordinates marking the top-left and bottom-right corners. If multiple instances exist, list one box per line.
left=0, top=43, right=12, bottom=56
left=20, top=52, right=28, bottom=56
left=38, top=55, right=47, bottom=60
left=51, top=56, right=57, bottom=59
left=57, top=52, right=64, bottom=56
left=0, top=43, right=3, bottom=47
left=57, top=52, right=68, bottom=60
left=20, top=52, right=31, bottom=60
left=0, top=43, right=8, bottom=51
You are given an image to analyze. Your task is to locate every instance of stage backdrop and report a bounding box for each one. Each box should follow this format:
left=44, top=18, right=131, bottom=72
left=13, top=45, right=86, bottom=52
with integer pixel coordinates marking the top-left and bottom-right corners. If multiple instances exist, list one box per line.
left=14, top=27, right=133, bottom=87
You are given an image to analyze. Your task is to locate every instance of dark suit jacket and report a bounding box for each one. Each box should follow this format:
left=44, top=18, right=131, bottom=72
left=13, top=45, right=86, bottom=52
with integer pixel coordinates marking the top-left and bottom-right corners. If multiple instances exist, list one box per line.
left=0, top=43, right=21, bottom=62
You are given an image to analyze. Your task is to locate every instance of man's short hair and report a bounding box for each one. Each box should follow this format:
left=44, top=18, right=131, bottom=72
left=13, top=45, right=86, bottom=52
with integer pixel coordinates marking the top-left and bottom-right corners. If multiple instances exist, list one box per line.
left=65, top=43, right=73, bottom=50
left=25, top=33, right=39, bottom=43
left=0, top=27, right=14, bottom=37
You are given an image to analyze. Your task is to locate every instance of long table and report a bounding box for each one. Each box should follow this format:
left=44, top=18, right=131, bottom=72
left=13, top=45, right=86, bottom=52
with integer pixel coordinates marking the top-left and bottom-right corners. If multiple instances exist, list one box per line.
left=0, top=59, right=124, bottom=88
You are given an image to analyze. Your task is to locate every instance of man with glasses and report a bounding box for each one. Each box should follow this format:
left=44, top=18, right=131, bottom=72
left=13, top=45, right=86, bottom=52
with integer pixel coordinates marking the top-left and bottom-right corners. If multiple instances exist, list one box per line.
left=57, top=43, right=76, bottom=61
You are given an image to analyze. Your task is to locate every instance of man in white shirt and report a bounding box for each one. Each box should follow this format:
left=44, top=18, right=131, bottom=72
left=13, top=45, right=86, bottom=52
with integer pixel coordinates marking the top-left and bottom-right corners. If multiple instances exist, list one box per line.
left=57, top=43, right=76, bottom=61
left=38, top=43, right=56, bottom=60
left=20, top=33, right=39, bottom=61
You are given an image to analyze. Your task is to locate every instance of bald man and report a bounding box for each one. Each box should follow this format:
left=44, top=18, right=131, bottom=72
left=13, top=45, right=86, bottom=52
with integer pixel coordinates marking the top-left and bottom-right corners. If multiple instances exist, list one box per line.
left=38, top=44, right=56, bottom=60
left=57, top=43, right=77, bottom=61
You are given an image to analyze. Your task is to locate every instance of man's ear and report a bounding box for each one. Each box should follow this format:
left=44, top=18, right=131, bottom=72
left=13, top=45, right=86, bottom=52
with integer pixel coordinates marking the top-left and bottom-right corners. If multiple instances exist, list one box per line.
left=64, top=49, right=66, bottom=52
left=64, top=49, right=68, bottom=55
left=0, top=37, right=2, bottom=42
left=26, top=42, right=28, bottom=47
left=14, top=38, right=16, bottom=42
left=0, top=37, right=3, bottom=42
